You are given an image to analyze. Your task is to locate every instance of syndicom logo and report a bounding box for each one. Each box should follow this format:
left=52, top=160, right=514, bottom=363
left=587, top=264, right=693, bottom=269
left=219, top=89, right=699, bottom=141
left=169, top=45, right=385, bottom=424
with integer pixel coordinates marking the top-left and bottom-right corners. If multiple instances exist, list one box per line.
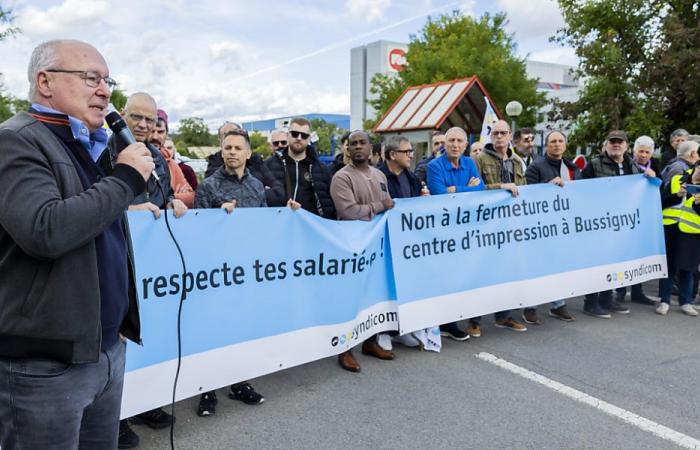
left=606, top=263, right=664, bottom=284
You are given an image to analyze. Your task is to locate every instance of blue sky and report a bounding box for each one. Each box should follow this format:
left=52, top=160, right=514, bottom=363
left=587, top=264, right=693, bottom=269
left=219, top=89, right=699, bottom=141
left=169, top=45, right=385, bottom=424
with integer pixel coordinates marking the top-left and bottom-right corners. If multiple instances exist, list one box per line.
left=1, top=0, right=575, bottom=130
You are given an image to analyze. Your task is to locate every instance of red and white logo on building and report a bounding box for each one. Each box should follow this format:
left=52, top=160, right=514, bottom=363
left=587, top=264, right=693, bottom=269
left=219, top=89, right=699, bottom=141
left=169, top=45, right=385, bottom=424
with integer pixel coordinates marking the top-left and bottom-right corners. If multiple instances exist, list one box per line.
left=388, top=48, right=406, bottom=72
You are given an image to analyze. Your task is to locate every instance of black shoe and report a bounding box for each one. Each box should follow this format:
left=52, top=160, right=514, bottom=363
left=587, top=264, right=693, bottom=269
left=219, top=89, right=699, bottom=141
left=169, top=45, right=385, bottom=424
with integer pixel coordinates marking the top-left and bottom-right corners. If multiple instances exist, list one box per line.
left=118, top=420, right=139, bottom=449
left=229, top=382, right=265, bottom=405
left=439, top=322, right=470, bottom=341
left=615, top=291, right=627, bottom=303
left=603, top=300, right=630, bottom=314
left=130, top=407, right=174, bottom=429
left=197, top=391, right=218, bottom=417
left=631, top=294, right=658, bottom=305
left=583, top=304, right=611, bottom=319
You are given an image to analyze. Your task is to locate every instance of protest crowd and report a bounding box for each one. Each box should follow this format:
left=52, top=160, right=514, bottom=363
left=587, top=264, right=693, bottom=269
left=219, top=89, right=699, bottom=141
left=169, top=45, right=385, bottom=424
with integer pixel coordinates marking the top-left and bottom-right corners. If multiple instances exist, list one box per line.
left=0, top=40, right=698, bottom=450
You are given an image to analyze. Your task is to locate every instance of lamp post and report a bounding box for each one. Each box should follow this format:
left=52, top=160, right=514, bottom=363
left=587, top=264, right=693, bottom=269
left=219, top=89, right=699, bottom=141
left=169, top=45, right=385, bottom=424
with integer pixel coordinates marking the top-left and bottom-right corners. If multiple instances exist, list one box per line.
left=505, top=100, right=523, bottom=132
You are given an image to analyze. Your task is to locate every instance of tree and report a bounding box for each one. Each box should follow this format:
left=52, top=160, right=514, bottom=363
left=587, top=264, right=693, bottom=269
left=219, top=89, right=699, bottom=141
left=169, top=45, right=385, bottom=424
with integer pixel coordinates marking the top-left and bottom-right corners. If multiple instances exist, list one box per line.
left=0, top=5, right=22, bottom=123
left=176, top=117, right=216, bottom=146
left=0, top=5, right=19, bottom=41
left=370, top=11, right=546, bottom=128
left=110, top=88, right=128, bottom=111
left=553, top=0, right=700, bottom=150
left=250, top=131, right=272, bottom=158
left=310, top=118, right=346, bottom=156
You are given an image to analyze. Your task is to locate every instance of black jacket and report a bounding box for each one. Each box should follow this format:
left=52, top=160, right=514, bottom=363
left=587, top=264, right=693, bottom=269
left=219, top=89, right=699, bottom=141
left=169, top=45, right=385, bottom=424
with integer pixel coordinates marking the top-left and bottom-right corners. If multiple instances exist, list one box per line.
left=0, top=111, right=142, bottom=363
left=525, top=155, right=582, bottom=184
left=378, top=163, right=422, bottom=198
left=582, top=152, right=641, bottom=179
left=265, top=147, right=336, bottom=218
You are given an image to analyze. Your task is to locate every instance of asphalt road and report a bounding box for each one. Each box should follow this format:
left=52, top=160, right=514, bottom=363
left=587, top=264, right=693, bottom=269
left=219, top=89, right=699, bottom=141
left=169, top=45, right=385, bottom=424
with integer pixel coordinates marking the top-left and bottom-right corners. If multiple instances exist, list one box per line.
left=132, top=290, right=700, bottom=450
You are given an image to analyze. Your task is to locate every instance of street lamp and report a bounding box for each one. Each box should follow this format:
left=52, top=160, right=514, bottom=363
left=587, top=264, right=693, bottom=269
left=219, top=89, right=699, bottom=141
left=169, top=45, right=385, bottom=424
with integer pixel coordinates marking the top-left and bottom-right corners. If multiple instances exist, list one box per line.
left=505, top=100, right=523, bottom=132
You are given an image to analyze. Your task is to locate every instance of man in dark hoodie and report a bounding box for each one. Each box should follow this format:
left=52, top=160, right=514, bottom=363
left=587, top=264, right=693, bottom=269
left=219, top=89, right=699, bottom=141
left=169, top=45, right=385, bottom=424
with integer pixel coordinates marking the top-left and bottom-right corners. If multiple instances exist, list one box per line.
left=264, top=117, right=336, bottom=218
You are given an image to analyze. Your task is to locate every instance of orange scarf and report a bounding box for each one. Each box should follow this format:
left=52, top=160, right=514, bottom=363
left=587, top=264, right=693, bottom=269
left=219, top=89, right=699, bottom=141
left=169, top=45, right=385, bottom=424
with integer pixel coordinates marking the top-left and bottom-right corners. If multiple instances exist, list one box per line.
left=160, top=147, right=195, bottom=208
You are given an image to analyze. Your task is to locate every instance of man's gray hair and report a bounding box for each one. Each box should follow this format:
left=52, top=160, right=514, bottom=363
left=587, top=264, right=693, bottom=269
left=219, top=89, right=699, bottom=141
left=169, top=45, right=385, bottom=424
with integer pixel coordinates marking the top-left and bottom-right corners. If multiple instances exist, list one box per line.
left=384, top=135, right=410, bottom=159
left=687, top=134, right=700, bottom=143
left=677, top=140, right=699, bottom=159
left=28, top=40, right=68, bottom=100
left=670, top=128, right=689, bottom=142
left=633, top=135, right=655, bottom=152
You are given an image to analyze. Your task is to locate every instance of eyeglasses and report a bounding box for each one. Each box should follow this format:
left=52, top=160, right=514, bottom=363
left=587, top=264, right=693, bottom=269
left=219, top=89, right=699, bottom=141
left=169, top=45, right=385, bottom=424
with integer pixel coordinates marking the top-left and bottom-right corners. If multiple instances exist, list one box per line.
left=491, top=130, right=509, bottom=137
left=46, top=69, right=117, bottom=89
left=522, top=136, right=535, bottom=142
left=393, top=149, right=414, bottom=155
left=127, top=113, right=156, bottom=126
left=433, top=141, right=445, bottom=147
left=290, top=130, right=310, bottom=140
left=272, top=140, right=288, bottom=147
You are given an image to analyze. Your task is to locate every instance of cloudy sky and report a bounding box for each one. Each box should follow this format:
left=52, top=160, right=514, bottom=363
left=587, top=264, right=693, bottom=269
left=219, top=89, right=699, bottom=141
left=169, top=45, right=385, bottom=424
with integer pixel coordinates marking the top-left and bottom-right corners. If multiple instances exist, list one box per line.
left=1, top=0, right=575, bottom=130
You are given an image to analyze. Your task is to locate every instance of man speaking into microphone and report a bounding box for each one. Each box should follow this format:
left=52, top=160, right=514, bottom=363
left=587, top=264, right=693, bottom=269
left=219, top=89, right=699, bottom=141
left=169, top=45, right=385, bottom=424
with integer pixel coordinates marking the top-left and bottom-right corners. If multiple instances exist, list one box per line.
left=0, top=40, right=153, bottom=449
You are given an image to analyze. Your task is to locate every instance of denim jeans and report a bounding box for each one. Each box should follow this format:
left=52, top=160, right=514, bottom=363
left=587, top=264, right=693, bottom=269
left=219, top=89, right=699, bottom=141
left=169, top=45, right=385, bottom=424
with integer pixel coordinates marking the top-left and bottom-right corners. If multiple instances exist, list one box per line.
left=0, top=340, right=126, bottom=449
left=659, top=270, right=694, bottom=305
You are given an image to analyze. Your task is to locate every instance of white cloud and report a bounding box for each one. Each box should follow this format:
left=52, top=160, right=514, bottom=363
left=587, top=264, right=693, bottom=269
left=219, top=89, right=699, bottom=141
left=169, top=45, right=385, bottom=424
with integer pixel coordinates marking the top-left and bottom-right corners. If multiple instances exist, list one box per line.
left=459, top=0, right=476, bottom=17
left=497, top=0, right=565, bottom=40
left=17, top=0, right=109, bottom=36
left=346, top=0, right=392, bottom=23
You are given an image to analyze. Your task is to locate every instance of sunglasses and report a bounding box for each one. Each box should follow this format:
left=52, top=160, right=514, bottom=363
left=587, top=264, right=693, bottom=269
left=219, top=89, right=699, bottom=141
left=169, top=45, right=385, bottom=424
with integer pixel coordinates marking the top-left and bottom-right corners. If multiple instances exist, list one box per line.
left=272, top=140, right=288, bottom=147
left=290, top=130, right=310, bottom=140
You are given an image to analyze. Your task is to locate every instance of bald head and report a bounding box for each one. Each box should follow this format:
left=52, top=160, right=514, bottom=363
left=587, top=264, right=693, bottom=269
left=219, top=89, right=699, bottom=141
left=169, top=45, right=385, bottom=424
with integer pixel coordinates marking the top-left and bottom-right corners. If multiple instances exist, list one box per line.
left=348, top=131, right=372, bottom=166
left=123, top=92, right=157, bottom=142
left=28, top=39, right=111, bottom=132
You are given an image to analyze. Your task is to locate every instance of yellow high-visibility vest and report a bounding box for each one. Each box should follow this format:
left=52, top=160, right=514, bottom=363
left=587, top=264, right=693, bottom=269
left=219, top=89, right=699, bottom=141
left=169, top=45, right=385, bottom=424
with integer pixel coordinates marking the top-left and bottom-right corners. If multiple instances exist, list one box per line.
left=662, top=173, right=685, bottom=225
left=677, top=196, right=700, bottom=234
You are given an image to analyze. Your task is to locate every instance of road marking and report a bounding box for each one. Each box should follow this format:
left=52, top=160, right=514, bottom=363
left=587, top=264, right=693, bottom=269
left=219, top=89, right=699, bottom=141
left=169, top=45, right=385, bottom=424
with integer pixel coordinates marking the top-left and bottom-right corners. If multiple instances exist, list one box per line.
left=476, top=352, right=700, bottom=450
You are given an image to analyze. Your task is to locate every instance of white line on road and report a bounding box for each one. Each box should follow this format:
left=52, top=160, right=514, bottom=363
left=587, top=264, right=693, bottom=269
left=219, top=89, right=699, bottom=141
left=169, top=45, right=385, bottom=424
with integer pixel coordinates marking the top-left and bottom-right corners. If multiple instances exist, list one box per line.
left=476, top=352, right=700, bottom=450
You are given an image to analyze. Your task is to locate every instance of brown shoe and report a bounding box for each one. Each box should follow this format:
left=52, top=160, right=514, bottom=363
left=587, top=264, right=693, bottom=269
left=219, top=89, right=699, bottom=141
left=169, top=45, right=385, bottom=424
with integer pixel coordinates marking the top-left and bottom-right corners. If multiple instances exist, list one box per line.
left=338, top=350, right=361, bottom=372
left=361, top=340, right=395, bottom=360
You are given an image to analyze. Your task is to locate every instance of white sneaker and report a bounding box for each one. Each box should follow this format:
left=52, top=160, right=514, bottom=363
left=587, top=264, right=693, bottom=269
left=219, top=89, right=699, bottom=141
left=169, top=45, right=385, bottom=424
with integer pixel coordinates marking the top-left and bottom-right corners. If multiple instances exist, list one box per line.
left=376, top=333, right=393, bottom=351
left=680, top=304, right=698, bottom=316
left=656, top=302, right=669, bottom=315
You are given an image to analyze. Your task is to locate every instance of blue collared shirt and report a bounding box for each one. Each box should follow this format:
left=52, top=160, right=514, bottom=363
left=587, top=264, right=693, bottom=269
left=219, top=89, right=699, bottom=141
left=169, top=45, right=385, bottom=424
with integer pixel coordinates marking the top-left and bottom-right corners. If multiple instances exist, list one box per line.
left=427, top=153, right=485, bottom=195
left=31, top=103, right=108, bottom=162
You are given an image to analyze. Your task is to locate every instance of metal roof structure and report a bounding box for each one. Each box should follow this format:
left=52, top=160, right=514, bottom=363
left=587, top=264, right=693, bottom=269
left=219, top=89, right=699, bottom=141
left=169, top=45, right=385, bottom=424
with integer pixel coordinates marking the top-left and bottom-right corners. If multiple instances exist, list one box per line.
left=372, top=76, right=502, bottom=134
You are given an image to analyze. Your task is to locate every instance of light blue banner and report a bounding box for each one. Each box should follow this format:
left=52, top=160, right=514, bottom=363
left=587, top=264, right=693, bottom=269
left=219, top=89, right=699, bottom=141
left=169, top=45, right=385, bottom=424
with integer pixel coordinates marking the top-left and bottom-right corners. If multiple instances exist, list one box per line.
left=126, top=207, right=394, bottom=373
left=388, top=175, right=666, bottom=332
left=123, top=175, right=666, bottom=415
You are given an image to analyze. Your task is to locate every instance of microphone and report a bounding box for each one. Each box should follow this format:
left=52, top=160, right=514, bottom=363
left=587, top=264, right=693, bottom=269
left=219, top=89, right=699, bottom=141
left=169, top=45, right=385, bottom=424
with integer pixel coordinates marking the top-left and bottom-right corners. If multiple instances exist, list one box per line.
left=105, top=111, right=160, bottom=181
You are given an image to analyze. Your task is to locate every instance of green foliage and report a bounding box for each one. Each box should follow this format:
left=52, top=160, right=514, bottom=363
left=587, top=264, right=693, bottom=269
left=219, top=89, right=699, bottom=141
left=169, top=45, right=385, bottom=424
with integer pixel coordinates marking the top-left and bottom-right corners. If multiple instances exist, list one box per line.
left=0, top=86, right=29, bottom=122
left=369, top=11, right=545, bottom=128
left=250, top=131, right=272, bottom=158
left=173, top=140, right=196, bottom=158
left=110, top=88, right=128, bottom=111
left=310, top=118, right=346, bottom=155
left=176, top=117, right=217, bottom=146
left=553, top=0, right=700, bottom=149
left=0, top=5, right=19, bottom=41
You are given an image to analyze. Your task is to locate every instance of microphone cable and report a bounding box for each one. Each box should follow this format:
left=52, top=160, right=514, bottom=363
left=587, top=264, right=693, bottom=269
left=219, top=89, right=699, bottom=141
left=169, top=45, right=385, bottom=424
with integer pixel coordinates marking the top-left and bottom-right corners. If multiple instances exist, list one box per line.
left=152, top=178, right=187, bottom=450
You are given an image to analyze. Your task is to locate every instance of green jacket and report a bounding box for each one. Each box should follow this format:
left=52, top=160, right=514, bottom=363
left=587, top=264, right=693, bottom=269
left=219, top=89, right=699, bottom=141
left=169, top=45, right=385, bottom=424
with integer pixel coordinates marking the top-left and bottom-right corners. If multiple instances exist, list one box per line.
left=474, top=144, right=527, bottom=189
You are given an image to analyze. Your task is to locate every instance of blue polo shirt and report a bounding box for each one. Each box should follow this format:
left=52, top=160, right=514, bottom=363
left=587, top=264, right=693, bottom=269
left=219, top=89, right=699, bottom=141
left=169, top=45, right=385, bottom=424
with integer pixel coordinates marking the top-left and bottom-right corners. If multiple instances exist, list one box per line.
left=426, top=153, right=484, bottom=195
